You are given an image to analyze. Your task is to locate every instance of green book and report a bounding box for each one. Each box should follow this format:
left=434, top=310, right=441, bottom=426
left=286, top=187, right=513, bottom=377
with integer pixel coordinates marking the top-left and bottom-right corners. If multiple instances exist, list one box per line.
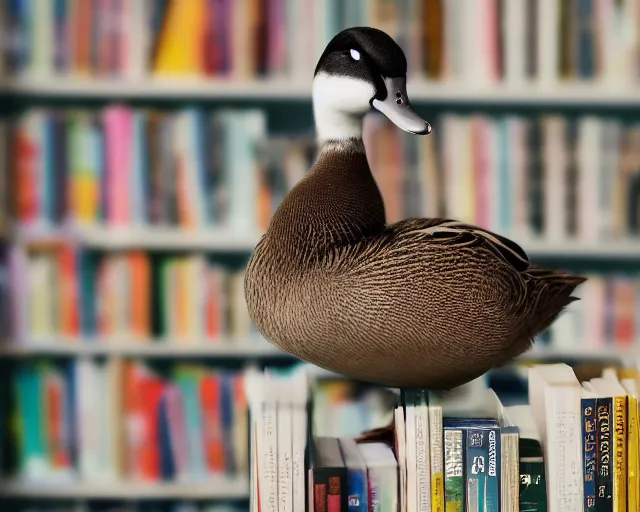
left=444, top=428, right=464, bottom=512
left=519, top=438, right=547, bottom=512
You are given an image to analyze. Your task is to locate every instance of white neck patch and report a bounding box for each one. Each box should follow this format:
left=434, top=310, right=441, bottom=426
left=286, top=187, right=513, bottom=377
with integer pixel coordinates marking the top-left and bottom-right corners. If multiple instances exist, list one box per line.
left=312, top=72, right=375, bottom=142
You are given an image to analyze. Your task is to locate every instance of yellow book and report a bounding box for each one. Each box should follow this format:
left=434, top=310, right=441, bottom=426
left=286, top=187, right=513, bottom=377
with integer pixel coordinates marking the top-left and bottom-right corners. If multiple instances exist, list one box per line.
left=591, top=375, right=628, bottom=512
left=622, top=379, right=640, bottom=512
left=428, top=403, right=444, bottom=512
left=153, top=0, right=206, bottom=76
left=612, top=395, right=628, bottom=512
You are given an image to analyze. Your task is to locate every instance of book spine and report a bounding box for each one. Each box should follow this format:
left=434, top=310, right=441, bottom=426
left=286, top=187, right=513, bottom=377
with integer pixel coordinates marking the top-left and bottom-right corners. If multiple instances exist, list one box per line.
left=628, top=396, right=639, bottom=512
left=518, top=450, right=546, bottom=512
left=596, top=397, right=613, bottom=512
left=314, top=468, right=347, bottom=512
left=582, top=397, right=597, bottom=512
left=444, top=428, right=464, bottom=512
left=465, top=429, right=487, bottom=512
left=612, top=395, right=627, bottom=512
left=429, top=405, right=444, bottom=512
left=485, top=427, right=499, bottom=512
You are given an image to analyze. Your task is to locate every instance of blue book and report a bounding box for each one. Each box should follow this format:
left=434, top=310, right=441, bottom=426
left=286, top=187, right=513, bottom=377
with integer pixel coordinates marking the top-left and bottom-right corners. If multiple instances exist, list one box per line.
left=157, top=391, right=175, bottom=480
left=444, top=418, right=500, bottom=512
left=174, top=367, right=207, bottom=479
left=63, top=360, right=77, bottom=466
left=14, top=364, right=46, bottom=476
left=577, top=0, right=595, bottom=78
left=220, top=371, right=235, bottom=473
left=41, top=112, right=54, bottom=223
left=338, top=437, right=369, bottom=512
left=498, top=119, right=511, bottom=233
left=582, top=396, right=597, bottom=512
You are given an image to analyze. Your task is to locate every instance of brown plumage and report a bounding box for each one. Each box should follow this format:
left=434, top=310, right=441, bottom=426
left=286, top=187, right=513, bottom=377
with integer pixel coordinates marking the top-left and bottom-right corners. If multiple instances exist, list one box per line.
left=243, top=27, right=586, bottom=390
left=244, top=140, right=586, bottom=390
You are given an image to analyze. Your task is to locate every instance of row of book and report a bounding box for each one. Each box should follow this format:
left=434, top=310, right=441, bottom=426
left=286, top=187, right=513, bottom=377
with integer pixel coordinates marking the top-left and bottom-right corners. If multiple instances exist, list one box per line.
left=366, top=112, right=640, bottom=241
left=536, top=273, right=640, bottom=351
left=2, top=0, right=638, bottom=86
left=5, top=106, right=286, bottom=233
left=3, top=359, right=249, bottom=483
left=7, top=243, right=640, bottom=349
left=6, top=246, right=255, bottom=343
left=248, top=362, right=640, bottom=512
left=6, top=106, right=640, bottom=242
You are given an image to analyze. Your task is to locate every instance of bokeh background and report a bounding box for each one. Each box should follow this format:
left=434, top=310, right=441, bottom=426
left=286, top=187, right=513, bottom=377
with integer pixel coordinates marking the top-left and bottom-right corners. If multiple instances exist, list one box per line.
left=0, top=0, right=639, bottom=510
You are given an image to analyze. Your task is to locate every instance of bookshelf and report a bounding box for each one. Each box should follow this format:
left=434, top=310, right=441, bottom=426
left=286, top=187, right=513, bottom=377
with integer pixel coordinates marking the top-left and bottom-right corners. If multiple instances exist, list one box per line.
left=2, top=78, right=640, bottom=106
left=2, top=0, right=640, bottom=510
left=0, top=340, right=287, bottom=359
left=13, top=227, right=640, bottom=259
left=0, top=477, right=250, bottom=500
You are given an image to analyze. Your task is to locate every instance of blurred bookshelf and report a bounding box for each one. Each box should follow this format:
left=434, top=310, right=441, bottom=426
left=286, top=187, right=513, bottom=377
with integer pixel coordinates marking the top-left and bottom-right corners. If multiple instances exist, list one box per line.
left=1, top=0, right=640, bottom=510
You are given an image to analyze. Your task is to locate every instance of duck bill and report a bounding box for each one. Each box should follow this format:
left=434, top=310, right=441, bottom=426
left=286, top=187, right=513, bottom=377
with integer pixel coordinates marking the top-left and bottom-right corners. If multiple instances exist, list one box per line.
left=371, top=77, right=431, bottom=135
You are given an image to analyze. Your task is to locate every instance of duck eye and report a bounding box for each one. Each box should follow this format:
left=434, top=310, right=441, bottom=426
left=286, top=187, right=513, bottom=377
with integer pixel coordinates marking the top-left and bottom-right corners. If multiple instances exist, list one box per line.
left=350, top=49, right=361, bottom=61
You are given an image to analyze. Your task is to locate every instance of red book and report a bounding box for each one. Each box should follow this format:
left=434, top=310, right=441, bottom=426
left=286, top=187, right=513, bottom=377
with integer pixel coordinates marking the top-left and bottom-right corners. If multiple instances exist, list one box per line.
left=200, top=374, right=225, bottom=472
left=139, top=371, right=165, bottom=481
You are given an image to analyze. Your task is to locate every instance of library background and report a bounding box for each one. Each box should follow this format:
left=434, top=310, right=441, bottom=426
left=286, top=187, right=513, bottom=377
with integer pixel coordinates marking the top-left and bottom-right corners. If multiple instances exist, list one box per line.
left=0, top=1, right=640, bottom=511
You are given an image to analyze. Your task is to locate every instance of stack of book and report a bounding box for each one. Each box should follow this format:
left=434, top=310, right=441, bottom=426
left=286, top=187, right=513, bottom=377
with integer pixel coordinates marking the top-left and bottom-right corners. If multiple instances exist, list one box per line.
left=244, top=366, right=311, bottom=512
left=4, top=360, right=249, bottom=484
left=2, top=0, right=639, bottom=86
left=249, top=361, right=640, bottom=512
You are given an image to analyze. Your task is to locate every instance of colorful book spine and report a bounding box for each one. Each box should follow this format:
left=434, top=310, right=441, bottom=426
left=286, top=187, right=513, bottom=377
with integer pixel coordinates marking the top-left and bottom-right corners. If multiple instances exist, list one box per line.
left=518, top=439, right=547, bottom=512
left=444, top=428, right=464, bottom=512
left=582, top=397, right=597, bottom=512
left=429, top=404, right=444, bottom=512
left=596, top=397, right=613, bottom=512
left=612, top=395, right=627, bottom=512
left=465, top=428, right=487, bottom=512
left=627, top=393, right=640, bottom=512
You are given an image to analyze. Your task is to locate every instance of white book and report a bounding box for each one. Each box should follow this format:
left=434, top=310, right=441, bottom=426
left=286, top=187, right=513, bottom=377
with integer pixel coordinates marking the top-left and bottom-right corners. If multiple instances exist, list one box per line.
left=502, top=0, right=527, bottom=84
left=414, top=394, right=431, bottom=512
left=29, top=0, right=54, bottom=77
left=76, top=358, right=101, bottom=480
left=291, top=369, right=309, bottom=512
left=528, top=364, right=583, bottom=512
left=576, top=117, right=602, bottom=242
left=405, top=399, right=418, bottom=512
left=394, top=406, right=407, bottom=512
left=276, top=373, right=293, bottom=512
left=358, top=442, right=398, bottom=512
left=536, top=0, right=559, bottom=85
left=542, top=117, right=567, bottom=241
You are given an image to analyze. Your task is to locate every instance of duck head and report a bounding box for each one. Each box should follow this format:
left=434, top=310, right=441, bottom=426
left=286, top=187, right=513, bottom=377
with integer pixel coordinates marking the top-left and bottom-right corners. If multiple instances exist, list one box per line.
left=312, top=27, right=432, bottom=142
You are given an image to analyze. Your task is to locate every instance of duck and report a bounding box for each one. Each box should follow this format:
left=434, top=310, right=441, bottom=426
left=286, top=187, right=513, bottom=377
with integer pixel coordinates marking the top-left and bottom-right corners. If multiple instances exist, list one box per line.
left=244, top=26, right=586, bottom=391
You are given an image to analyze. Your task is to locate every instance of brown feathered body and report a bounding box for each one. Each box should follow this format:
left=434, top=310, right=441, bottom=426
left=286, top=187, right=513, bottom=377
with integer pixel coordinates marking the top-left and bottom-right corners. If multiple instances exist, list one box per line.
left=244, top=139, right=586, bottom=389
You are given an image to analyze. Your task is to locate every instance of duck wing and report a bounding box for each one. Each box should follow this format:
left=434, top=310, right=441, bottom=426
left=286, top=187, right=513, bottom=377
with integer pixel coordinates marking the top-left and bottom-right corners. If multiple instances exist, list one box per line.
left=388, top=217, right=531, bottom=272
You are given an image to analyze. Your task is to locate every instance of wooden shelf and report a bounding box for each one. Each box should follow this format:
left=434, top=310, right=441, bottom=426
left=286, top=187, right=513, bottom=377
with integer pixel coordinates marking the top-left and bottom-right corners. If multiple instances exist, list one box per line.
left=0, top=339, right=290, bottom=358
left=0, top=476, right=249, bottom=500
left=14, top=226, right=640, bottom=259
left=2, top=77, right=640, bottom=105
left=14, top=226, right=261, bottom=252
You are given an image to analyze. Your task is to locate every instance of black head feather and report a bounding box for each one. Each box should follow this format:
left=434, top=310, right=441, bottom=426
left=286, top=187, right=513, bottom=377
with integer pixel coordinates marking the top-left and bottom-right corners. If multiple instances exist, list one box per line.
left=314, top=27, right=407, bottom=102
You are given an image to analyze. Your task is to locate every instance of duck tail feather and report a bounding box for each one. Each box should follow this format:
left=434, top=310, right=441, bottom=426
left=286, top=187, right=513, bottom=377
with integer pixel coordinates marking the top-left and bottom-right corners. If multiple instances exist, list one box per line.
left=525, top=267, right=588, bottom=334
